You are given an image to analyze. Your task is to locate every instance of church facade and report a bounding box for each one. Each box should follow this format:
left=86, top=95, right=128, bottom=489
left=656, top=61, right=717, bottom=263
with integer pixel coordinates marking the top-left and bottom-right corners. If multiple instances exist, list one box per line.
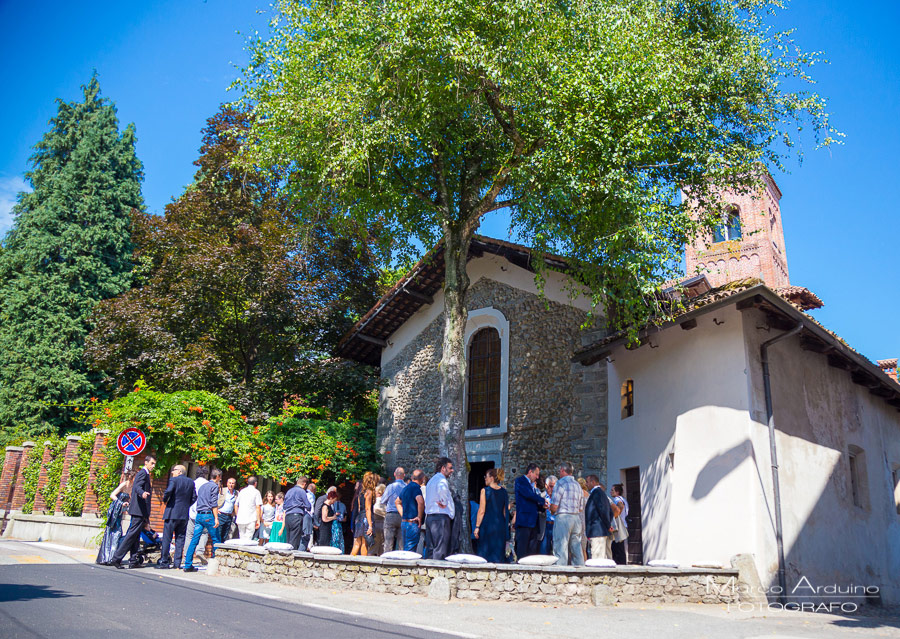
left=338, top=177, right=900, bottom=603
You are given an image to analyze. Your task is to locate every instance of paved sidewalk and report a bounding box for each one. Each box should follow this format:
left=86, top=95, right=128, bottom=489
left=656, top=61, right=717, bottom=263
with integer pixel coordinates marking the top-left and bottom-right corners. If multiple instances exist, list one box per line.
left=2, top=539, right=898, bottom=638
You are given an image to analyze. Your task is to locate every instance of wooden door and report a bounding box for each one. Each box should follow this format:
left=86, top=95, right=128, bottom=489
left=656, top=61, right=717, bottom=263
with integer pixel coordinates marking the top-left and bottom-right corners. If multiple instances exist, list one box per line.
left=623, top=466, right=643, bottom=565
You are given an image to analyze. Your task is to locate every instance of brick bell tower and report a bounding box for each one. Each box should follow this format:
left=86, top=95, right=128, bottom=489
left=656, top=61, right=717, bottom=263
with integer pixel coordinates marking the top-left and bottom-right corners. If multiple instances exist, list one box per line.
left=685, top=173, right=790, bottom=289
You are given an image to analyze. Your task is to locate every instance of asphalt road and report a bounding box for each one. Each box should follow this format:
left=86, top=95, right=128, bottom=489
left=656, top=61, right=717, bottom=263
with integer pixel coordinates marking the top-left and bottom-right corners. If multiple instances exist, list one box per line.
left=0, top=560, right=451, bottom=639
left=2, top=539, right=899, bottom=639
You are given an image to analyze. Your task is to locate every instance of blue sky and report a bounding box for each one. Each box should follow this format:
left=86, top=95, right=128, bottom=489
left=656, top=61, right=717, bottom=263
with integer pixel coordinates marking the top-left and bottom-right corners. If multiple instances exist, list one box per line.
left=0, top=0, right=896, bottom=363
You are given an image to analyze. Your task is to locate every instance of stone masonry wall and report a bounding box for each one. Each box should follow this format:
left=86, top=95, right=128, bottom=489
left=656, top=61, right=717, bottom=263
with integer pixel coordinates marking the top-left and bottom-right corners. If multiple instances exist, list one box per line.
left=215, top=547, right=743, bottom=606
left=378, top=276, right=608, bottom=480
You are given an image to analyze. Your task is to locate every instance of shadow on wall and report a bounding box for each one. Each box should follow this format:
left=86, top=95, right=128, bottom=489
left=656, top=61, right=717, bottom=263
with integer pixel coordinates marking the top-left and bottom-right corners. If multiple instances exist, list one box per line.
left=691, top=440, right=754, bottom=500
left=683, top=427, right=897, bottom=606
left=637, top=439, right=673, bottom=563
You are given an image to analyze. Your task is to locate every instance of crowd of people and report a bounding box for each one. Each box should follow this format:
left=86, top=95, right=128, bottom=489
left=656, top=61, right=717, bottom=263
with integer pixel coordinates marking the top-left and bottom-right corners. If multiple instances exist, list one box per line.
left=96, top=453, right=630, bottom=570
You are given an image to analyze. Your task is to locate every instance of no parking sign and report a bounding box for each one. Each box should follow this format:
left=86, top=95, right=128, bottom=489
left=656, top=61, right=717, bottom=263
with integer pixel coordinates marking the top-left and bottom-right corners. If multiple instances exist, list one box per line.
left=117, top=427, right=147, bottom=457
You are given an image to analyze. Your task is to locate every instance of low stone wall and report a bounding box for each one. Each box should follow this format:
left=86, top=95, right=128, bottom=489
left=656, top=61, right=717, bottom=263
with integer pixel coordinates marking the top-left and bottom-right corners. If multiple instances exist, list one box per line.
left=2, top=512, right=103, bottom=548
left=214, top=546, right=745, bottom=606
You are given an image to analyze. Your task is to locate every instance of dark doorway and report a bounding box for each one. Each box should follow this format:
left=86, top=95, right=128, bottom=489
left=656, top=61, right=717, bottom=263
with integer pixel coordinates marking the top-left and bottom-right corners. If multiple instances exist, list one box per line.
left=468, top=461, right=495, bottom=503
left=623, top=466, right=644, bottom=565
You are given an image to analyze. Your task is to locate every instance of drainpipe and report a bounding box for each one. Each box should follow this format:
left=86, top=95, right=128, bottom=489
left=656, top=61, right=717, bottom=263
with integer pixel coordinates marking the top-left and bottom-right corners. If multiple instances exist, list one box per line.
left=760, top=322, right=803, bottom=604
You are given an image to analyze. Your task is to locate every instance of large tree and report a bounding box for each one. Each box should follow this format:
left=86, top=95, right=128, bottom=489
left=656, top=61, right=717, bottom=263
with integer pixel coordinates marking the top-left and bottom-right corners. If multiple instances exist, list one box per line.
left=0, top=77, right=143, bottom=434
left=235, top=0, right=836, bottom=548
left=85, top=107, right=383, bottom=420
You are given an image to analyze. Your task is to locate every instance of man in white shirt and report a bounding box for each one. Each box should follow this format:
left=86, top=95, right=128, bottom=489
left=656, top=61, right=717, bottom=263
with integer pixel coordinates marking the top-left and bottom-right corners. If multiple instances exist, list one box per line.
left=235, top=476, right=263, bottom=540
left=424, top=457, right=455, bottom=560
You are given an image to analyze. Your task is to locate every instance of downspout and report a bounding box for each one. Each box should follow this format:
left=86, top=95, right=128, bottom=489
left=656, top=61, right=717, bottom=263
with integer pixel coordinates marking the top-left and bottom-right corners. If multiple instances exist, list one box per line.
left=760, top=322, right=803, bottom=604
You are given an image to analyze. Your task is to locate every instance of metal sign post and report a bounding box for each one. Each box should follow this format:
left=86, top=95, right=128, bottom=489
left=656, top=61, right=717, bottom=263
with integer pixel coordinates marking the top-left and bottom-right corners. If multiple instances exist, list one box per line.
left=117, top=428, right=147, bottom=469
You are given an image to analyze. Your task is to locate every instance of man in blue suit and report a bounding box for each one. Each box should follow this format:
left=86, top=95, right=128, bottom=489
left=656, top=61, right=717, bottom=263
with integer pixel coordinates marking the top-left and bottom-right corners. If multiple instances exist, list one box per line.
left=584, top=474, right=613, bottom=559
left=514, top=463, right=544, bottom=559
left=157, top=464, right=196, bottom=569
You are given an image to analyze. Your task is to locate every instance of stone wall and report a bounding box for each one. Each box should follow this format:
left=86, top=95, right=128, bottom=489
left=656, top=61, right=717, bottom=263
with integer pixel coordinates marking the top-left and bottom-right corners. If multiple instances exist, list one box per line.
left=378, top=276, right=608, bottom=481
left=215, top=547, right=744, bottom=606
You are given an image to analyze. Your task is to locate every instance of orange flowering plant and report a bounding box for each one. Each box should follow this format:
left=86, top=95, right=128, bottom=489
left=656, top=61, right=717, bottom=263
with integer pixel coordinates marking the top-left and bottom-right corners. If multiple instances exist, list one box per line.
left=254, top=405, right=379, bottom=487
left=86, top=380, right=378, bottom=512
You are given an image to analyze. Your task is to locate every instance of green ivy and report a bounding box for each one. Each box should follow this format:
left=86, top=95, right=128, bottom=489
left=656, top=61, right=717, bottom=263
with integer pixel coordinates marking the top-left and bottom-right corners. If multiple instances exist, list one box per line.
left=61, top=436, right=94, bottom=516
left=38, top=438, right=67, bottom=512
left=20, top=450, right=43, bottom=515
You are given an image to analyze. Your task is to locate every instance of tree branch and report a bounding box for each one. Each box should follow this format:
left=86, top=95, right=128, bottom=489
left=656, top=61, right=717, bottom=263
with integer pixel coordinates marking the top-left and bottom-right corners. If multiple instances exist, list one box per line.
left=391, top=164, right=439, bottom=209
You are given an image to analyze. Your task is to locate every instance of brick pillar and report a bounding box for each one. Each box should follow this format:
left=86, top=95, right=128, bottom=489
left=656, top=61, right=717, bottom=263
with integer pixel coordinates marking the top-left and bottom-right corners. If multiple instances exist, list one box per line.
left=54, top=436, right=82, bottom=515
left=82, top=430, right=109, bottom=517
left=1, top=447, right=24, bottom=511
left=10, top=442, right=35, bottom=511
left=32, top=441, right=55, bottom=513
left=148, top=474, right=168, bottom=532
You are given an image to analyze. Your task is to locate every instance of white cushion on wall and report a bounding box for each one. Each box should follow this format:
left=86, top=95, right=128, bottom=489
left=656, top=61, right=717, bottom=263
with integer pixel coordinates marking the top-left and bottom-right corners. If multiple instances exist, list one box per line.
left=647, top=559, right=681, bottom=568
left=584, top=558, right=617, bottom=568
left=223, top=538, right=259, bottom=547
left=445, top=554, right=488, bottom=564
left=264, top=542, right=294, bottom=551
left=381, top=550, right=422, bottom=560
left=516, top=554, right=558, bottom=566
left=311, top=545, right=343, bottom=555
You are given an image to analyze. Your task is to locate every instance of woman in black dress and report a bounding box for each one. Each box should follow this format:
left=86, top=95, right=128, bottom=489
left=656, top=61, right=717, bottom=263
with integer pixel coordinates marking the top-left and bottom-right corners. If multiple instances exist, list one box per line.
left=473, top=468, right=510, bottom=563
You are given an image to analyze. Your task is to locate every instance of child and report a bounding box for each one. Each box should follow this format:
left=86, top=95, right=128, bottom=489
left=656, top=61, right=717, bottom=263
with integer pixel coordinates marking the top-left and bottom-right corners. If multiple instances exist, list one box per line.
left=268, top=492, right=286, bottom=543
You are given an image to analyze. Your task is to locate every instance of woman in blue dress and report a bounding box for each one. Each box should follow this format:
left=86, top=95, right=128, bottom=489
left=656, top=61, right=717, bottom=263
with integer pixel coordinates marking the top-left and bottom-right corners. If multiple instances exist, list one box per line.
left=473, top=468, right=510, bottom=563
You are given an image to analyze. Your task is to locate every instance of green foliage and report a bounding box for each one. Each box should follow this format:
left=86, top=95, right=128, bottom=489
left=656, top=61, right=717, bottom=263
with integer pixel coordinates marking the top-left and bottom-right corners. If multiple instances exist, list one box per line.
left=20, top=450, right=43, bottom=515
left=85, top=107, right=381, bottom=421
left=256, top=412, right=380, bottom=488
left=85, top=382, right=377, bottom=513
left=235, top=0, right=837, bottom=332
left=60, top=436, right=94, bottom=516
left=0, top=76, right=143, bottom=432
left=38, top=438, right=67, bottom=512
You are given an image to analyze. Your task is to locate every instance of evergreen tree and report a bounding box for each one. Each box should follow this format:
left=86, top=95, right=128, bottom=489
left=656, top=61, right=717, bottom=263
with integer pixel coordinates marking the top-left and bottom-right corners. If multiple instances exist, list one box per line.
left=0, top=77, right=143, bottom=434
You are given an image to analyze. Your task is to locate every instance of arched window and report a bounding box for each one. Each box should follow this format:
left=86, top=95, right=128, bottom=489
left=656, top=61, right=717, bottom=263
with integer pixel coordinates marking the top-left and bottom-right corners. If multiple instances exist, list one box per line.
left=713, top=209, right=742, bottom=243
left=467, top=327, right=501, bottom=430
left=621, top=379, right=634, bottom=419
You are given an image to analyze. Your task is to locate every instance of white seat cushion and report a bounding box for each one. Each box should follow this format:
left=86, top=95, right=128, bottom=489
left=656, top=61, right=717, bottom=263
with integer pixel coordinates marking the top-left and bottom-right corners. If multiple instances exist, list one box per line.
left=223, top=538, right=258, bottom=546
left=381, top=550, right=422, bottom=560
left=310, top=545, right=343, bottom=555
left=517, top=554, right=558, bottom=566
left=647, top=559, right=681, bottom=568
left=445, top=553, right=488, bottom=564
left=585, top=558, right=617, bottom=568
left=264, top=542, right=294, bottom=551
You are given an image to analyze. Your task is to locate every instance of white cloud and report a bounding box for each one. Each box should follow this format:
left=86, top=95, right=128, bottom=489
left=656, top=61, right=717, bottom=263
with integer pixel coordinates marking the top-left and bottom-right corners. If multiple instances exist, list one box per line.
left=0, top=176, right=30, bottom=238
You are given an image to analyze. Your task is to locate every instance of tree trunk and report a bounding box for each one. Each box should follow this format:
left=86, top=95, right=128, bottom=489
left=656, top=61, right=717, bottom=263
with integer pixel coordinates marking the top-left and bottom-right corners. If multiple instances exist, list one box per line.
left=438, top=222, right=473, bottom=554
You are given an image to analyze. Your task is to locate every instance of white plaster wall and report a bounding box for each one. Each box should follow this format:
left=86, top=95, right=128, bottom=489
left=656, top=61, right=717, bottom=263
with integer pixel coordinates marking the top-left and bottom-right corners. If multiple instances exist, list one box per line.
left=381, top=254, right=598, bottom=368
left=742, top=307, right=900, bottom=604
left=607, top=304, right=754, bottom=565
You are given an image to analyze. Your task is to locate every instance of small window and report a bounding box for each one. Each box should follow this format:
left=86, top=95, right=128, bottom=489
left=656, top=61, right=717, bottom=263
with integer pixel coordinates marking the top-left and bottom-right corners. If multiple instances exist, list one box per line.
left=713, top=209, right=742, bottom=242
left=467, top=327, right=501, bottom=430
left=892, top=465, right=900, bottom=515
left=848, top=445, right=869, bottom=509
left=621, top=379, right=634, bottom=419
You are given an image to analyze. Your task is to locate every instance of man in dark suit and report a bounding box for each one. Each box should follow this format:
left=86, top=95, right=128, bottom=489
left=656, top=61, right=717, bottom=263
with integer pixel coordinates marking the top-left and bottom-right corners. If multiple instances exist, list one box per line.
left=584, top=474, right=613, bottom=560
left=312, top=491, right=328, bottom=545
left=514, top=463, right=545, bottom=559
left=109, top=454, right=157, bottom=569
left=157, top=464, right=196, bottom=569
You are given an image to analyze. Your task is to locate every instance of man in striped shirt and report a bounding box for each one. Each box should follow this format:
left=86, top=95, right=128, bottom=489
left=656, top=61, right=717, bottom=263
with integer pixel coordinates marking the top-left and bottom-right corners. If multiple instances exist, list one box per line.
left=549, top=461, right=585, bottom=566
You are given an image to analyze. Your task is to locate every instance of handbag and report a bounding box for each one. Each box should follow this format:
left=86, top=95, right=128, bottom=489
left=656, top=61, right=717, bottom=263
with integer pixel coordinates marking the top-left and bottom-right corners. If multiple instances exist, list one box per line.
left=373, top=500, right=387, bottom=518
left=613, top=513, right=629, bottom=542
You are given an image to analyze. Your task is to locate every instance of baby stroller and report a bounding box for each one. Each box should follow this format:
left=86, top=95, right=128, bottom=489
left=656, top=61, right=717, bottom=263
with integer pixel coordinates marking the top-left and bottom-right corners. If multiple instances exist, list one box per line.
left=130, top=526, right=162, bottom=566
